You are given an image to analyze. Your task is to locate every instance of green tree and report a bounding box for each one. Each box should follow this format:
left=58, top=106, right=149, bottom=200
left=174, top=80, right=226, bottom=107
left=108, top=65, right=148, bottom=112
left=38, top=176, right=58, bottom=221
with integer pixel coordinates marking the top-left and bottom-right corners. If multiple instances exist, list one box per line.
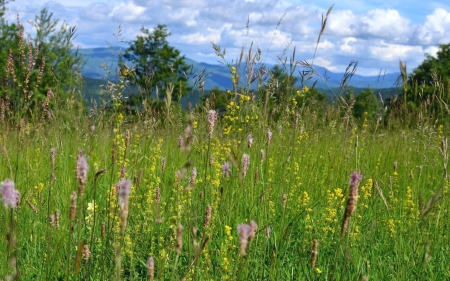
left=353, top=88, right=378, bottom=119
left=0, top=6, right=84, bottom=115
left=123, top=24, right=191, bottom=100
left=270, top=64, right=299, bottom=102
left=390, top=44, right=450, bottom=122
left=412, top=44, right=450, bottom=86
left=28, top=7, right=85, bottom=98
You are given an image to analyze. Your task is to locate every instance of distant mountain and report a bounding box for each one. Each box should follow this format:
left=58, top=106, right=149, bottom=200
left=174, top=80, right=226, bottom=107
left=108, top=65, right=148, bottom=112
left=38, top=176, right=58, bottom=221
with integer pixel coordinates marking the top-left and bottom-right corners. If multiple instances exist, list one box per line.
left=77, top=47, right=400, bottom=91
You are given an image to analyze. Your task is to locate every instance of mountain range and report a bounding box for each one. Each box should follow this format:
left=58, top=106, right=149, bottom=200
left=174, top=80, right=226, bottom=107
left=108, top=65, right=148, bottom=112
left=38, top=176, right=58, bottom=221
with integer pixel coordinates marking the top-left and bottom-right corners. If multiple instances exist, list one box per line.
left=77, top=47, right=401, bottom=91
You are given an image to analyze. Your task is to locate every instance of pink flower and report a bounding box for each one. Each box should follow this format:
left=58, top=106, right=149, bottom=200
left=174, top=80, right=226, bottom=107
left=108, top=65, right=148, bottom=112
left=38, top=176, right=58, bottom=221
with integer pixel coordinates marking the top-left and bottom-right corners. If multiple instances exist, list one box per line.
left=247, top=134, right=254, bottom=148
left=208, top=110, right=216, bottom=138
left=242, top=154, right=250, bottom=178
left=1, top=179, right=20, bottom=208
left=222, top=162, right=231, bottom=177
left=349, top=172, right=362, bottom=187
left=266, top=129, right=273, bottom=145
left=76, top=156, right=89, bottom=190
left=118, top=179, right=132, bottom=206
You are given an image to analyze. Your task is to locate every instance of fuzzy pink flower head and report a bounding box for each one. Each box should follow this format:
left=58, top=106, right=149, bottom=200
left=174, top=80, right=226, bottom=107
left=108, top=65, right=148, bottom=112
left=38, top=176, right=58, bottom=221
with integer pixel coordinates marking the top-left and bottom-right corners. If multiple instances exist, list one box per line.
left=242, top=154, right=250, bottom=177
left=208, top=110, right=216, bottom=125
left=247, top=134, right=254, bottom=148
left=1, top=179, right=20, bottom=208
left=266, top=129, right=273, bottom=145
left=237, top=224, right=252, bottom=239
left=77, top=156, right=89, bottom=182
left=349, top=172, right=362, bottom=187
left=118, top=179, right=132, bottom=205
left=222, top=161, right=231, bottom=177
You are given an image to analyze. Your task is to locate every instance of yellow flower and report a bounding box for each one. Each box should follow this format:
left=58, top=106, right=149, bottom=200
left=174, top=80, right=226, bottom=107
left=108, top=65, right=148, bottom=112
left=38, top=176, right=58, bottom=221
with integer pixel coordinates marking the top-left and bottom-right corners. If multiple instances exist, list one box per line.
left=315, top=268, right=322, bottom=274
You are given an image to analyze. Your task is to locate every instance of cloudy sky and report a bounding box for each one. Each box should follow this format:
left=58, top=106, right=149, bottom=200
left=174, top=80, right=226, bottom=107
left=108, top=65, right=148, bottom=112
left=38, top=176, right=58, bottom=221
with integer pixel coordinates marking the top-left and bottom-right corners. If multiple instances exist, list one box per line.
left=5, top=0, right=450, bottom=76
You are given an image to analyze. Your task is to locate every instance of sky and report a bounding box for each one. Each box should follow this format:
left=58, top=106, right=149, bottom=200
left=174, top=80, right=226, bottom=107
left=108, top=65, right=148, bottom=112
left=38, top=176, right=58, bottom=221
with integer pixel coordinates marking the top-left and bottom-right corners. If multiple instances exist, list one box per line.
left=4, top=0, right=450, bottom=76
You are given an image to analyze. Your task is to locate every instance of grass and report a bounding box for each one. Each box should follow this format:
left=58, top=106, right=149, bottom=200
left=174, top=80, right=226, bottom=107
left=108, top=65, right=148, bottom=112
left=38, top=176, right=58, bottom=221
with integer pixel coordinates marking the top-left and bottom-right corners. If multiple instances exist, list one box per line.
left=0, top=94, right=449, bottom=280
left=1, top=7, right=450, bottom=281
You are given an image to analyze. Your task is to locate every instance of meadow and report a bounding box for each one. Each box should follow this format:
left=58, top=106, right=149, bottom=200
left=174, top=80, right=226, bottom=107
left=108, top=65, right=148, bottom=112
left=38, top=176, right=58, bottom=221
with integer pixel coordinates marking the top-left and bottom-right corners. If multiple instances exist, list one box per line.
left=1, top=12, right=450, bottom=281
left=0, top=78, right=449, bottom=280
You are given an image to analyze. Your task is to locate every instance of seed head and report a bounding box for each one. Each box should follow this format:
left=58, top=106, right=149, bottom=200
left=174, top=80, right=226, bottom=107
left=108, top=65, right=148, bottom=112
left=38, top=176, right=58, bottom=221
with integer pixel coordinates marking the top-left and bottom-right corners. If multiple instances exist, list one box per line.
left=147, top=257, right=155, bottom=281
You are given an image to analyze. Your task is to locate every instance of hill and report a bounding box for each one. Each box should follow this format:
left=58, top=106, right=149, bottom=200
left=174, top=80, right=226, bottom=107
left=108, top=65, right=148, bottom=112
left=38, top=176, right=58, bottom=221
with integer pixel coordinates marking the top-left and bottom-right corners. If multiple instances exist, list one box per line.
left=77, top=47, right=400, bottom=90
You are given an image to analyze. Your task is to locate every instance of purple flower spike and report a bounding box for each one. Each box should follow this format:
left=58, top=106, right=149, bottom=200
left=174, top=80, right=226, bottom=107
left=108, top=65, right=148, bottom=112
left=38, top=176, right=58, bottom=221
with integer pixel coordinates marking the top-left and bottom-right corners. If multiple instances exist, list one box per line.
left=1, top=179, right=20, bottom=208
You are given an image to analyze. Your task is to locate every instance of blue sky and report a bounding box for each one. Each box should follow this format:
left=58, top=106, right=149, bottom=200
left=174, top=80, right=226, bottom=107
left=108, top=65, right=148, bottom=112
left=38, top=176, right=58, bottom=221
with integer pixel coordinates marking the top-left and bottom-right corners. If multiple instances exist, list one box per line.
left=5, top=0, right=450, bottom=76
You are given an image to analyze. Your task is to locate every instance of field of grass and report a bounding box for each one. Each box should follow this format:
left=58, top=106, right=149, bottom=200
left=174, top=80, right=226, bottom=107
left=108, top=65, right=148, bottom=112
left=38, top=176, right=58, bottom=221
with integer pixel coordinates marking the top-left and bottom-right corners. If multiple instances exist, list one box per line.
left=1, top=8, right=449, bottom=280
left=0, top=82, right=449, bottom=281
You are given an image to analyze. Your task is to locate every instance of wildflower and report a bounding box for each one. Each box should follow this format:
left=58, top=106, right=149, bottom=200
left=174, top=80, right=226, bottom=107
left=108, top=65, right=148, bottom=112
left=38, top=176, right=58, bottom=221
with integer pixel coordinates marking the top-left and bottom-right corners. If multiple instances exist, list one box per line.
left=208, top=110, right=216, bottom=138
left=278, top=125, right=282, bottom=134
left=118, top=179, right=132, bottom=234
left=237, top=220, right=257, bottom=256
left=185, top=124, right=193, bottom=144
left=260, top=149, right=265, bottom=164
left=237, top=224, right=251, bottom=256
left=70, top=191, right=77, bottom=221
left=176, top=224, right=183, bottom=254
left=265, top=226, right=271, bottom=239
left=147, top=257, right=155, bottom=281
left=55, top=209, right=61, bottom=230
left=341, top=172, right=362, bottom=236
left=1, top=179, right=20, bottom=208
left=311, top=239, right=318, bottom=268
left=222, top=162, right=231, bottom=177
left=266, top=129, right=273, bottom=145
left=178, top=136, right=185, bottom=149
left=242, top=154, right=250, bottom=178
left=118, top=179, right=132, bottom=207
left=248, top=134, right=254, bottom=148
left=83, top=244, right=91, bottom=260
left=76, top=155, right=89, bottom=195
left=161, top=157, right=166, bottom=173
left=49, top=214, right=55, bottom=228
left=50, top=148, right=56, bottom=180
left=203, top=205, right=212, bottom=228
left=191, top=167, right=197, bottom=186
left=249, top=220, right=258, bottom=240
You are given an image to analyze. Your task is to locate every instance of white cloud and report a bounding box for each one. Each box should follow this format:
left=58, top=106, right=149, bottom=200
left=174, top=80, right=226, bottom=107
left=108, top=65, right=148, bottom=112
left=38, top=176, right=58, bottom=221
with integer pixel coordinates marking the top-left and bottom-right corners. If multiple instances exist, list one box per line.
left=340, top=37, right=357, bottom=54
left=110, top=2, right=151, bottom=23
left=413, top=8, right=450, bottom=45
left=328, top=9, right=411, bottom=42
left=179, top=28, right=222, bottom=45
left=314, top=57, right=337, bottom=71
left=370, top=41, right=423, bottom=62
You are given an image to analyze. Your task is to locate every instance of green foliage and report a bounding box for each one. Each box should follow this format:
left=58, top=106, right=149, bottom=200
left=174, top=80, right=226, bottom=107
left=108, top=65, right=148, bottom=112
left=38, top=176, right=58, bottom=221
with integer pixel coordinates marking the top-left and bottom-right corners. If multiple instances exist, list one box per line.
left=270, top=64, right=299, bottom=101
left=352, top=88, right=378, bottom=118
left=123, top=24, right=191, bottom=100
left=413, top=44, right=450, bottom=86
left=28, top=8, right=85, bottom=96
left=200, top=87, right=228, bottom=113
left=0, top=7, right=84, bottom=117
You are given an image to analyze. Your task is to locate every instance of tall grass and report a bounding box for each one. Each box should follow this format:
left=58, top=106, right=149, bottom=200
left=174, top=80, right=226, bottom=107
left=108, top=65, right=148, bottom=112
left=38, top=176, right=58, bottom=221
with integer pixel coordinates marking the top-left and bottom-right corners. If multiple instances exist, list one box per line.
left=1, top=8, right=450, bottom=281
